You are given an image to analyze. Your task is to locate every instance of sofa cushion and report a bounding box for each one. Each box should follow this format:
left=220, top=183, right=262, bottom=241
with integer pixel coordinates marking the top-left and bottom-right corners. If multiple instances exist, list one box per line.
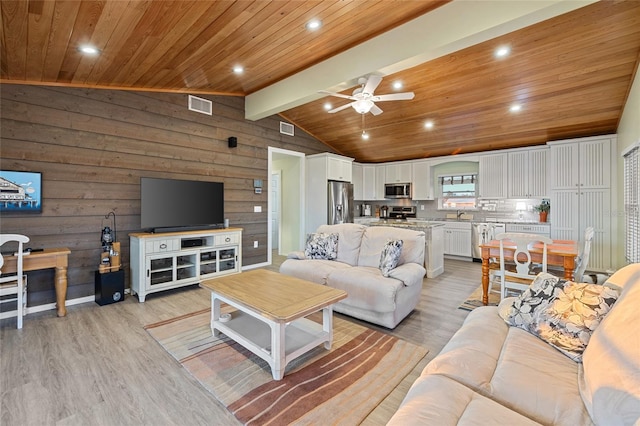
left=327, top=266, right=402, bottom=313
left=425, top=306, right=593, bottom=425
left=279, top=259, right=350, bottom=285
left=388, top=374, right=542, bottom=426
left=317, top=223, right=366, bottom=266
left=357, top=226, right=424, bottom=268
left=580, top=263, right=640, bottom=425
left=379, top=239, right=403, bottom=277
left=304, top=232, right=339, bottom=260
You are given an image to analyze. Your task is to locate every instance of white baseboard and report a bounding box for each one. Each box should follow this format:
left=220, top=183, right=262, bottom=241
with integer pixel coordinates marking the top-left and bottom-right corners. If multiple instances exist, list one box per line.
left=1, top=295, right=96, bottom=320
left=242, top=262, right=270, bottom=271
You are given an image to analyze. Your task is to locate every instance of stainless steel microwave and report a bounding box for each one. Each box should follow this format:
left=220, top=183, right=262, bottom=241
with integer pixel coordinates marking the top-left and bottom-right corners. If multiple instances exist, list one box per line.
left=384, top=183, right=411, bottom=199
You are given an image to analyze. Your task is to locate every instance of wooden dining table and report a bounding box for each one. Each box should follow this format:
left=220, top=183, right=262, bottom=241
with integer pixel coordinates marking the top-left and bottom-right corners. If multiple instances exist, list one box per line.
left=480, top=238, right=579, bottom=305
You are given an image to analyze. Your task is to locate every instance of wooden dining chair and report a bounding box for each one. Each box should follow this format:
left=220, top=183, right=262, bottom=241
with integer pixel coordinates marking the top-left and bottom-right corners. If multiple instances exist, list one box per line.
left=0, top=234, right=30, bottom=329
left=497, top=232, right=553, bottom=300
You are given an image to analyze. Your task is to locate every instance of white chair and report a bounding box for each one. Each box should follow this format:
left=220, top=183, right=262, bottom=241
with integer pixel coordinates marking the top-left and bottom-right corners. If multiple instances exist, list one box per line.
left=543, top=226, right=595, bottom=282
left=0, top=234, right=30, bottom=329
left=497, top=232, right=552, bottom=300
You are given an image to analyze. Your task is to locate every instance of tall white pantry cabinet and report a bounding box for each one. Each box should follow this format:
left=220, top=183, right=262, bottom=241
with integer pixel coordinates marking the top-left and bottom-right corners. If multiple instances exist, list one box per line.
left=549, top=135, right=616, bottom=271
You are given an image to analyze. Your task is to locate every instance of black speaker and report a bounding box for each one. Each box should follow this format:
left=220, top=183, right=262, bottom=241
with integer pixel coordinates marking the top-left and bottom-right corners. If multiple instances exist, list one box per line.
left=95, top=270, right=125, bottom=306
left=228, top=136, right=237, bottom=148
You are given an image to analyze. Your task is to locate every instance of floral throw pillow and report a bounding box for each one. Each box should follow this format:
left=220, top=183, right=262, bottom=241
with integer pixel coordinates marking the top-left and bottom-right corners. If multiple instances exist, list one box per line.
left=534, top=281, right=619, bottom=361
left=505, top=273, right=620, bottom=362
left=304, top=233, right=339, bottom=260
left=505, top=273, right=565, bottom=329
left=379, top=239, right=403, bottom=277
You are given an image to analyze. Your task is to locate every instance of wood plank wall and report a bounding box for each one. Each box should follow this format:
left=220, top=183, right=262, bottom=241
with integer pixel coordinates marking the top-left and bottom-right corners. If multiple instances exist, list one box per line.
left=0, top=84, right=333, bottom=307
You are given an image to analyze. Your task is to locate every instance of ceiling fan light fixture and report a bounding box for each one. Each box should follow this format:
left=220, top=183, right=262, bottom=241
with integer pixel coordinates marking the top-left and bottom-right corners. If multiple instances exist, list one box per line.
left=353, top=99, right=374, bottom=114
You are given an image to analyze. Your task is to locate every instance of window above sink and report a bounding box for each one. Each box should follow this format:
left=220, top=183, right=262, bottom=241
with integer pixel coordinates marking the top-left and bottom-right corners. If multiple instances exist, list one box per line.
left=438, top=174, right=477, bottom=210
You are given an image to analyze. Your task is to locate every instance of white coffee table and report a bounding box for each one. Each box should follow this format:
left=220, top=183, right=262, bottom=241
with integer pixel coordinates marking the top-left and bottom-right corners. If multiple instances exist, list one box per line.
left=200, top=269, right=347, bottom=380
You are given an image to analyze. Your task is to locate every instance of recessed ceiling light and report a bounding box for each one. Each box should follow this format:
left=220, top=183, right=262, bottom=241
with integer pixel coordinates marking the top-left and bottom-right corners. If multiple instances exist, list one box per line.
left=495, top=45, right=510, bottom=58
left=232, top=65, right=244, bottom=74
left=424, top=120, right=434, bottom=129
left=361, top=131, right=369, bottom=140
left=324, top=102, right=332, bottom=111
left=78, top=45, right=100, bottom=55
left=306, top=19, right=322, bottom=31
left=393, top=81, right=403, bottom=90
left=510, top=103, right=522, bottom=113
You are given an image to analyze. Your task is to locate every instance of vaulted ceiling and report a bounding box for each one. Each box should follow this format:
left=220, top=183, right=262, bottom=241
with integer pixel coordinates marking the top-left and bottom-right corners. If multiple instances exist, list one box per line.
left=2, top=0, right=639, bottom=163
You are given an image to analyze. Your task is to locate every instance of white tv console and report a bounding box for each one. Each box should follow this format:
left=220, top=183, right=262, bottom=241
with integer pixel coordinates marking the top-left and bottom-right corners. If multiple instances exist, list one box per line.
left=129, top=228, right=242, bottom=302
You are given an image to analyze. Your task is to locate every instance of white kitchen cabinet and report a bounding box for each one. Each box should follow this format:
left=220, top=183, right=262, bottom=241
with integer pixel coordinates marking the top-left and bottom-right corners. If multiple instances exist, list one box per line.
left=130, top=229, right=242, bottom=302
left=411, top=160, right=434, bottom=200
left=352, top=163, right=363, bottom=200
left=479, top=153, right=508, bottom=198
left=327, top=155, right=353, bottom=182
left=362, top=165, right=376, bottom=200
left=434, top=221, right=472, bottom=257
left=385, top=162, right=412, bottom=183
left=508, top=147, right=548, bottom=198
left=375, top=165, right=386, bottom=200
left=548, top=135, right=616, bottom=271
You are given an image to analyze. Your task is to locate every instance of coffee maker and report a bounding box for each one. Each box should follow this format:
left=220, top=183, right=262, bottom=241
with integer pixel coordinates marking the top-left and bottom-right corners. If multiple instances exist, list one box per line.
left=380, top=205, right=389, bottom=218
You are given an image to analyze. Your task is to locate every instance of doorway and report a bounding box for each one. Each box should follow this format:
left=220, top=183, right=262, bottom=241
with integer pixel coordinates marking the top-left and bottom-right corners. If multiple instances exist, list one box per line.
left=268, top=147, right=305, bottom=265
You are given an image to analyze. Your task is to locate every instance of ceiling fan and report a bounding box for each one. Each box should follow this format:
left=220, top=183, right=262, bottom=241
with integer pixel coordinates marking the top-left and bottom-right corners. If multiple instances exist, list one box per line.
left=319, top=75, right=415, bottom=116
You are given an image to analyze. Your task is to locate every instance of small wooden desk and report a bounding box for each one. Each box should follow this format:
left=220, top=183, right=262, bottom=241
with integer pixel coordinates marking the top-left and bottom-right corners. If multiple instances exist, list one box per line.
left=2, top=248, right=71, bottom=317
left=201, top=269, right=347, bottom=380
left=480, top=239, right=578, bottom=305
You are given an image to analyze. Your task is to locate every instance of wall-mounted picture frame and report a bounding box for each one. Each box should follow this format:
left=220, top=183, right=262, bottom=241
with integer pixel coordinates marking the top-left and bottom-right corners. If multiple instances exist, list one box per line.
left=0, top=170, right=42, bottom=213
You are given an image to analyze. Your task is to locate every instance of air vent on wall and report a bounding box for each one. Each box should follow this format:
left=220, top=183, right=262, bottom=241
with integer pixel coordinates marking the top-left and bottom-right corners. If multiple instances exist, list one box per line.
left=280, top=121, right=295, bottom=136
left=188, top=95, right=212, bottom=115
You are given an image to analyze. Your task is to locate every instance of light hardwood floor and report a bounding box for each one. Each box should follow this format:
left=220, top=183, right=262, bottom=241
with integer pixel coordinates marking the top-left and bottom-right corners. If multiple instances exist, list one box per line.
left=1, top=257, right=482, bottom=425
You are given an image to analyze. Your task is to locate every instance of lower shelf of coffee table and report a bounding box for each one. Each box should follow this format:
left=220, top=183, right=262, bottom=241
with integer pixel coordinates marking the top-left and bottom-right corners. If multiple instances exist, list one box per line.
left=214, top=310, right=329, bottom=360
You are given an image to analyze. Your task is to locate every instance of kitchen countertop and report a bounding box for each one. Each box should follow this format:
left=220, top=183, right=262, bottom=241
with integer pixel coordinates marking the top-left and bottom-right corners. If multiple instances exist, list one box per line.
left=358, top=217, right=550, bottom=226
left=366, top=219, right=444, bottom=228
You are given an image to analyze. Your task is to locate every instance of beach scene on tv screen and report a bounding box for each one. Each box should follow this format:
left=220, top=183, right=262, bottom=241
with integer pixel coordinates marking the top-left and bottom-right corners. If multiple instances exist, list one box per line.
left=0, top=171, right=42, bottom=212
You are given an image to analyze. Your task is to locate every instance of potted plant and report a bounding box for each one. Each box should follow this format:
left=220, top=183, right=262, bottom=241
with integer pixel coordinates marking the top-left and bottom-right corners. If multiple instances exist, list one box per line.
left=534, top=201, right=550, bottom=222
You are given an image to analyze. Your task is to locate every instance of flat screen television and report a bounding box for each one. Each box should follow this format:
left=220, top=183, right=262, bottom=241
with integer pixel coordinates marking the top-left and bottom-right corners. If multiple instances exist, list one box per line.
left=0, top=170, right=42, bottom=213
left=141, top=177, right=224, bottom=232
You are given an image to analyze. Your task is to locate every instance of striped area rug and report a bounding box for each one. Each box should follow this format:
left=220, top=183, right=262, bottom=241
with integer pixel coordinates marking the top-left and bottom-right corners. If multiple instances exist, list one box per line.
left=458, top=285, right=501, bottom=311
left=145, top=308, right=428, bottom=425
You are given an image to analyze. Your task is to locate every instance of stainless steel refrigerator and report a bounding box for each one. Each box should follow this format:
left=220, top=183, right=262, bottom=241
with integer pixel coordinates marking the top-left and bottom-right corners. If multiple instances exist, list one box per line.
left=327, top=180, right=354, bottom=224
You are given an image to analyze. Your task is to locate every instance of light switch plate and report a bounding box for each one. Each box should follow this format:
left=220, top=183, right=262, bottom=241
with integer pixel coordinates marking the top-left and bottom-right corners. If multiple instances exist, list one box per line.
left=254, top=206, right=262, bottom=213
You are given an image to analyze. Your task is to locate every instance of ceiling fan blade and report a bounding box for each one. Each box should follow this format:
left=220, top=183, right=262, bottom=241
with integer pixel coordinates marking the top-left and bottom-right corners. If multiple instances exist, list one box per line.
left=370, top=104, right=383, bottom=116
left=318, top=90, right=356, bottom=100
left=374, top=92, right=415, bottom=102
left=363, top=75, right=382, bottom=95
left=328, top=103, right=355, bottom=114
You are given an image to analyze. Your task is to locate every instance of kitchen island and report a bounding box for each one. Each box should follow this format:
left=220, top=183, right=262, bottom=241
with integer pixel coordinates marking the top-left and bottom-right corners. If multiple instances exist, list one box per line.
left=368, top=219, right=444, bottom=278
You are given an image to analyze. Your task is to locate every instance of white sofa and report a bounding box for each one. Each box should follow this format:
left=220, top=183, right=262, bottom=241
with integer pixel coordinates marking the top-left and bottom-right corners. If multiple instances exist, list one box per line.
left=280, top=223, right=426, bottom=329
left=388, top=263, right=640, bottom=425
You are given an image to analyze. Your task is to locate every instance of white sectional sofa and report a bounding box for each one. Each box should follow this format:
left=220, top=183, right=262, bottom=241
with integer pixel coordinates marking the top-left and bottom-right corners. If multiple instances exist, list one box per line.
left=279, top=223, right=426, bottom=329
left=388, top=263, right=640, bottom=425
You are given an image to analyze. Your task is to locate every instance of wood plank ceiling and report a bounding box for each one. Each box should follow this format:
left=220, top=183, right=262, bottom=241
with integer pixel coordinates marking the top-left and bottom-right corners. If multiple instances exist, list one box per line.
left=2, top=1, right=639, bottom=163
